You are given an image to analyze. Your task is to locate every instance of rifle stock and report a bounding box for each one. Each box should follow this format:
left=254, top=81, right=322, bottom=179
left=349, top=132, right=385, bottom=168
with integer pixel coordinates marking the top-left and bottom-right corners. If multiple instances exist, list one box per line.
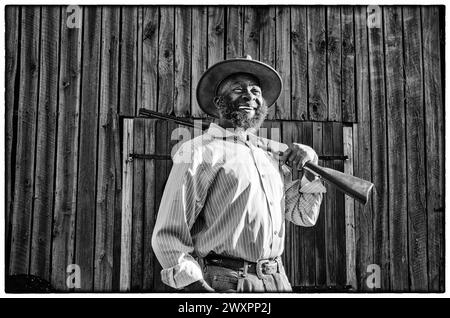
left=138, top=108, right=375, bottom=204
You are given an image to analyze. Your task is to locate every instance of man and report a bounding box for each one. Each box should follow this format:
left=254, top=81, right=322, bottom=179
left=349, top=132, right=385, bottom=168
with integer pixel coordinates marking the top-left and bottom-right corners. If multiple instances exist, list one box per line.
left=151, top=56, right=326, bottom=292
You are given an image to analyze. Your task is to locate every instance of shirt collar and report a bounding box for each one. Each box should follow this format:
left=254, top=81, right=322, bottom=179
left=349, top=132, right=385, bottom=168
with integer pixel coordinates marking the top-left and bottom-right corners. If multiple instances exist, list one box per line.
left=206, top=123, right=259, bottom=146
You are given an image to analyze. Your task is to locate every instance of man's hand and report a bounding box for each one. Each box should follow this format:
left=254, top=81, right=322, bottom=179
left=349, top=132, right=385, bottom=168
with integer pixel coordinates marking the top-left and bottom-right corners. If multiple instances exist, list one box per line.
left=281, top=143, right=319, bottom=181
left=183, top=279, right=215, bottom=293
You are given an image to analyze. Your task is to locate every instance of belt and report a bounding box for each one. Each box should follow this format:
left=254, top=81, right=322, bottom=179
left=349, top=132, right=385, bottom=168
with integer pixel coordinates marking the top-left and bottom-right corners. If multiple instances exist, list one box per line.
left=203, top=253, right=282, bottom=276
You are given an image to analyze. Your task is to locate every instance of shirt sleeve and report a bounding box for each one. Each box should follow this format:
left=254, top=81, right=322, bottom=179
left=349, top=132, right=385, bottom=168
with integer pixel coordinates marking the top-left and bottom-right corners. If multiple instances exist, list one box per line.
left=151, top=143, right=212, bottom=289
left=283, top=167, right=326, bottom=227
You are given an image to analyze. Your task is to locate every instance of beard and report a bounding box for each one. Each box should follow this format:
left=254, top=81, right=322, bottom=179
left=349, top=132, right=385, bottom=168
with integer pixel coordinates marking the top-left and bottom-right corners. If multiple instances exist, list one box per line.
left=216, top=96, right=268, bottom=131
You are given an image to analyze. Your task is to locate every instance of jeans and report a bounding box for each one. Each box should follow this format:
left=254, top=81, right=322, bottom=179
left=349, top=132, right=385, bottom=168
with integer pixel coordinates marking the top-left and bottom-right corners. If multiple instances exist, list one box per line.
left=202, top=262, right=293, bottom=293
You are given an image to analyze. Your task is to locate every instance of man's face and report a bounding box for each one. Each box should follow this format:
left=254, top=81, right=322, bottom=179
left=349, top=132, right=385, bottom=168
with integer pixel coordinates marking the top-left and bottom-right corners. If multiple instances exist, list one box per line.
left=214, top=73, right=268, bottom=130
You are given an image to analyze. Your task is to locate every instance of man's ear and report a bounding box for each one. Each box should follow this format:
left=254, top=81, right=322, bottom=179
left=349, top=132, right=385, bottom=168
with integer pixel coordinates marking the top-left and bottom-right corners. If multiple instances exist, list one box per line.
left=213, top=96, right=221, bottom=107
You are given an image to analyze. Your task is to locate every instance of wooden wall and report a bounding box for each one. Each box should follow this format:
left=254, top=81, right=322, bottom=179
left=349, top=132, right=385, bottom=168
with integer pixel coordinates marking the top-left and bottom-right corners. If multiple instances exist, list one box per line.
left=5, top=5, right=444, bottom=292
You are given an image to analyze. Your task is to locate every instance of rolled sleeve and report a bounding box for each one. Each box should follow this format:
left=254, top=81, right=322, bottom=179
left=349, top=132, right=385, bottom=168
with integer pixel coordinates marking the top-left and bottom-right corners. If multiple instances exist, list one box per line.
left=284, top=176, right=326, bottom=227
left=151, top=142, right=212, bottom=289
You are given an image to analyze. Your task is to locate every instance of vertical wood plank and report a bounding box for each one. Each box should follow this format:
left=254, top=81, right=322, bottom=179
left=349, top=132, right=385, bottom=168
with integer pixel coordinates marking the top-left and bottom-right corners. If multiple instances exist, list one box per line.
left=120, top=6, right=138, bottom=116
left=243, top=6, right=259, bottom=59
left=384, top=6, right=409, bottom=291
left=368, top=5, right=390, bottom=291
left=354, top=6, right=374, bottom=292
left=259, top=7, right=276, bottom=119
left=131, top=118, right=145, bottom=291
left=226, top=6, right=243, bottom=58
left=94, top=6, right=120, bottom=292
left=112, top=112, right=122, bottom=291
left=136, top=7, right=143, bottom=113
left=143, top=119, right=157, bottom=290
left=422, top=6, right=444, bottom=292
left=142, top=6, right=159, bottom=111
left=333, top=122, right=346, bottom=286
left=207, top=6, right=225, bottom=67
left=30, top=6, right=60, bottom=281
left=51, top=5, right=83, bottom=290
left=191, top=6, right=208, bottom=117
left=326, top=6, right=342, bottom=122
left=158, top=6, right=175, bottom=115
left=341, top=6, right=356, bottom=122
left=323, top=122, right=336, bottom=286
left=175, top=7, right=192, bottom=117
left=313, top=122, right=326, bottom=286
left=75, top=6, right=102, bottom=292
left=343, top=125, right=356, bottom=289
left=403, top=6, right=428, bottom=292
left=291, top=7, right=308, bottom=120
left=275, top=6, right=291, bottom=120
left=10, top=6, right=41, bottom=276
left=308, top=6, right=327, bottom=121
left=120, top=119, right=134, bottom=291
left=5, top=6, right=20, bottom=271
left=153, top=120, right=169, bottom=292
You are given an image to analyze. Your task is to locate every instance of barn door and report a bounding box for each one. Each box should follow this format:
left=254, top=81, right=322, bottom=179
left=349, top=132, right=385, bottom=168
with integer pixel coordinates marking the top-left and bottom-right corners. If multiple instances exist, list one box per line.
left=121, top=118, right=355, bottom=292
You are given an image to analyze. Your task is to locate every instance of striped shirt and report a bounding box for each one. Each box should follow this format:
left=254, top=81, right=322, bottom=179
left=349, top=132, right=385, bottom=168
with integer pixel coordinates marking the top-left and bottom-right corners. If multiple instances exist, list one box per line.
left=151, top=123, right=326, bottom=289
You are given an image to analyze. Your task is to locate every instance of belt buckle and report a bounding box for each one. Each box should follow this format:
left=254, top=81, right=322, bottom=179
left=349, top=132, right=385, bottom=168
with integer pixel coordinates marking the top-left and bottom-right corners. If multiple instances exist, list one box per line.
left=256, top=259, right=272, bottom=278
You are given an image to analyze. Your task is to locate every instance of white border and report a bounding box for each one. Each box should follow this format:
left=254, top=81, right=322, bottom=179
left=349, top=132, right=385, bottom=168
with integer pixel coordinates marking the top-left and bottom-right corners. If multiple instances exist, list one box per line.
left=0, top=0, right=447, bottom=298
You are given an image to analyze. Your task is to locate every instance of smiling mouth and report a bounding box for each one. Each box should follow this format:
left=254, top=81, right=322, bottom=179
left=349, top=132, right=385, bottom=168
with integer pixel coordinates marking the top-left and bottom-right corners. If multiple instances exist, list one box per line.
left=238, top=105, right=256, bottom=111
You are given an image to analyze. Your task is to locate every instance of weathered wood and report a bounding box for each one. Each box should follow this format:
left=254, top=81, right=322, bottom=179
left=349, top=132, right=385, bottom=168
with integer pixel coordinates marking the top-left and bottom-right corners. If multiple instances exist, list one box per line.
left=51, top=5, right=83, bottom=290
left=30, top=6, right=60, bottom=281
left=136, top=7, right=143, bottom=113
left=112, top=112, right=122, bottom=291
left=291, top=7, right=308, bottom=120
left=402, top=6, right=428, bottom=292
left=243, top=6, right=259, bottom=59
left=341, top=6, right=356, bottom=122
left=226, top=6, right=243, bottom=58
left=175, top=7, right=191, bottom=117
left=143, top=119, right=157, bottom=290
left=384, top=6, right=408, bottom=292
left=158, top=7, right=175, bottom=115
left=10, top=6, right=41, bottom=276
left=259, top=7, right=276, bottom=119
left=94, top=6, right=120, bottom=292
left=74, top=6, right=102, bottom=292
left=368, top=5, right=390, bottom=292
left=5, top=7, right=20, bottom=272
left=153, top=120, right=169, bottom=292
left=354, top=6, right=374, bottom=292
left=120, top=119, right=134, bottom=291
left=120, top=7, right=138, bottom=116
left=142, top=6, right=159, bottom=111
left=207, top=6, right=225, bottom=67
left=275, top=6, right=290, bottom=120
left=313, top=122, right=326, bottom=286
left=327, top=6, right=342, bottom=121
left=323, top=122, right=336, bottom=285
left=333, top=122, right=346, bottom=286
left=191, top=6, right=208, bottom=117
left=131, top=118, right=145, bottom=290
left=343, top=125, right=356, bottom=289
left=422, top=6, right=444, bottom=292
left=308, top=6, right=327, bottom=121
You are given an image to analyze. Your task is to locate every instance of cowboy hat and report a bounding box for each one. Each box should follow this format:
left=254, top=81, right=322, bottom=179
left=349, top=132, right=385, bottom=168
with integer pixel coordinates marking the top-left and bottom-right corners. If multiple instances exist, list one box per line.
left=196, top=56, right=282, bottom=117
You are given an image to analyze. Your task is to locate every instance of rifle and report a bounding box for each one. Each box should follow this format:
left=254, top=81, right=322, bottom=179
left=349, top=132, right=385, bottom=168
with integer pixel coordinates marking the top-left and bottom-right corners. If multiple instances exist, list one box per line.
left=138, top=108, right=374, bottom=204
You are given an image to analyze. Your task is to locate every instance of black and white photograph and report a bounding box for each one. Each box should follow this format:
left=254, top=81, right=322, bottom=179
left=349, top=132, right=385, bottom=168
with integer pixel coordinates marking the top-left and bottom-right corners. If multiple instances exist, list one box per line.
left=3, top=2, right=445, bottom=296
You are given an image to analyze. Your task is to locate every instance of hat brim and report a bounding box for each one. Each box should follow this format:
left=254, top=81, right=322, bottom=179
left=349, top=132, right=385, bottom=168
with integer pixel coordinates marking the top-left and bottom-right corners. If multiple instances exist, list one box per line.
left=196, top=58, right=282, bottom=117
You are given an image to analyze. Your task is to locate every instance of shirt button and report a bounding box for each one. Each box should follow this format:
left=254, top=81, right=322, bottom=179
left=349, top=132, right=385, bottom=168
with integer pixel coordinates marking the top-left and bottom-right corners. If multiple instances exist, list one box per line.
left=269, top=201, right=273, bottom=206
left=274, top=231, right=278, bottom=235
